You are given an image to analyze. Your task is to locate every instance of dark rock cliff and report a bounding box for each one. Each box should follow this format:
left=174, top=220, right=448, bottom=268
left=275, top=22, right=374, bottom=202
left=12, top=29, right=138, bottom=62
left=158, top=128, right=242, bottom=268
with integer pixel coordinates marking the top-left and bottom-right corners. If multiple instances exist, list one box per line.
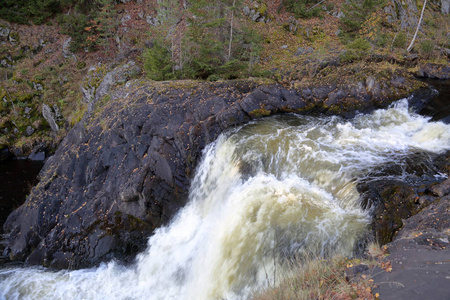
left=2, top=73, right=427, bottom=269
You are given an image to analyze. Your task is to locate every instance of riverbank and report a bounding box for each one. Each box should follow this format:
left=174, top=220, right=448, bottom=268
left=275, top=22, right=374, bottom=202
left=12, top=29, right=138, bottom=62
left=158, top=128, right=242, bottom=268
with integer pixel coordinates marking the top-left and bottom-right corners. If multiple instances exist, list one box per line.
left=2, top=80, right=449, bottom=299
left=371, top=175, right=450, bottom=299
left=0, top=1, right=449, bottom=297
left=0, top=55, right=448, bottom=299
left=1, top=63, right=433, bottom=269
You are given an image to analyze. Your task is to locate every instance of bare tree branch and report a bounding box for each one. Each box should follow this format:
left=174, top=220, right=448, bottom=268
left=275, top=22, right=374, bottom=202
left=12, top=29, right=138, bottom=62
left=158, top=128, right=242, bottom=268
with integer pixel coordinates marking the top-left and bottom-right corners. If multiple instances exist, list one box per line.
left=227, top=0, right=236, bottom=61
left=307, top=0, right=326, bottom=12
left=407, top=0, right=427, bottom=52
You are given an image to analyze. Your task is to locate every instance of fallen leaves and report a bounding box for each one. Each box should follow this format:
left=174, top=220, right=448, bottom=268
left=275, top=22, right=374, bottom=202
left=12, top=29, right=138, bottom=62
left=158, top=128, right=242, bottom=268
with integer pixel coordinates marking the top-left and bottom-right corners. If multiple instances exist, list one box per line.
left=381, top=261, right=393, bottom=272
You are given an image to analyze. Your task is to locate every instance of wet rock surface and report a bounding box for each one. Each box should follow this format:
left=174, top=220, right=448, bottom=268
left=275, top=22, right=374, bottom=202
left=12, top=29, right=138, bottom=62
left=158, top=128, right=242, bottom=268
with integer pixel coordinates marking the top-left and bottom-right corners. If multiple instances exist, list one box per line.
left=367, top=151, right=450, bottom=299
left=0, top=76, right=431, bottom=269
left=359, top=148, right=450, bottom=244
left=371, top=196, right=450, bottom=299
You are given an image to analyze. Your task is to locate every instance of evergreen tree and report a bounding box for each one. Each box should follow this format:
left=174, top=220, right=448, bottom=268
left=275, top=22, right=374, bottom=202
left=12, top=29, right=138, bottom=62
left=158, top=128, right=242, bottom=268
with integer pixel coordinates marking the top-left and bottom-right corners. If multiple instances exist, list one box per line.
left=283, top=0, right=323, bottom=19
left=182, top=0, right=259, bottom=80
left=143, top=40, right=174, bottom=81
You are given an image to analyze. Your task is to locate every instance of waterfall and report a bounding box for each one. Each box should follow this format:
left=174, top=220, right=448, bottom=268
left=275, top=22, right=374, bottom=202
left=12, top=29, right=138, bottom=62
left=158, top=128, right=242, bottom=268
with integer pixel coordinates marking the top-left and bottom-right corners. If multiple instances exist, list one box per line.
left=1, top=99, right=449, bottom=300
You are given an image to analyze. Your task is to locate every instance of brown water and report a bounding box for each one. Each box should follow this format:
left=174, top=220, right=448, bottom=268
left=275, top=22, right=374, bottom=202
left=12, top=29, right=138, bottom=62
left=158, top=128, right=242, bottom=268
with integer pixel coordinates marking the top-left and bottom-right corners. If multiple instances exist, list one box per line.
left=1, top=97, right=449, bottom=300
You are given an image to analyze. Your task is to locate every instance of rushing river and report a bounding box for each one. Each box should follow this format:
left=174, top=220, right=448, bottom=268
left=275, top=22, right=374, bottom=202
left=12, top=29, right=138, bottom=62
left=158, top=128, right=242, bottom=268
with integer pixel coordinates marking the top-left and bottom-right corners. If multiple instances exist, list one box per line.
left=1, top=98, right=450, bottom=299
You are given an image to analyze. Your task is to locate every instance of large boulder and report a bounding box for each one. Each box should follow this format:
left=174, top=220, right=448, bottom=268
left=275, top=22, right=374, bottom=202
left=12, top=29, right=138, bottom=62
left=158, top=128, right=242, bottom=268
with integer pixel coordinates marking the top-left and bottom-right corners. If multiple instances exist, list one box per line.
left=440, top=0, right=449, bottom=14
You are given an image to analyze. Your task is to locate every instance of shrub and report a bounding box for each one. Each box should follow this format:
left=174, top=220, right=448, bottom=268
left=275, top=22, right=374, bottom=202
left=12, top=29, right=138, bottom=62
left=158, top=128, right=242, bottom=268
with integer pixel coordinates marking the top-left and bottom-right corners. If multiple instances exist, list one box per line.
left=57, top=14, right=90, bottom=52
left=375, top=33, right=388, bottom=47
left=341, top=37, right=371, bottom=62
left=347, top=37, right=371, bottom=51
left=216, top=59, right=246, bottom=79
left=181, top=2, right=263, bottom=80
left=55, top=0, right=117, bottom=53
left=392, top=32, right=407, bottom=48
left=419, top=39, right=434, bottom=58
left=207, top=74, right=221, bottom=82
left=341, top=0, right=385, bottom=34
left=0, top=0, right=61, bottom=24
left=283, top=0, right=322, bottom=19
left=142, top=41, right=174, bottom=81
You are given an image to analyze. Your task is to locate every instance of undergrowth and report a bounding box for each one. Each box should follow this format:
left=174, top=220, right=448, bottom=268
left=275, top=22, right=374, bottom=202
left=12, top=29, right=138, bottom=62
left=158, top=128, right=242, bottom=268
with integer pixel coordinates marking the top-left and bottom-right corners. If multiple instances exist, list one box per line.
left=253, top=243, right=389, bottom=300
left=0, top=0, right=448, bottom=154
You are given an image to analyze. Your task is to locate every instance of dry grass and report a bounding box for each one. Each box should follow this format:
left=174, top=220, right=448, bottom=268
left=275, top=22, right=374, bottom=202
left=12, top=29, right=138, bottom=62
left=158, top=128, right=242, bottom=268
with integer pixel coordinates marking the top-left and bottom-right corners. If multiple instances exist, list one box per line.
left=252, top=243, right=389, bottom=300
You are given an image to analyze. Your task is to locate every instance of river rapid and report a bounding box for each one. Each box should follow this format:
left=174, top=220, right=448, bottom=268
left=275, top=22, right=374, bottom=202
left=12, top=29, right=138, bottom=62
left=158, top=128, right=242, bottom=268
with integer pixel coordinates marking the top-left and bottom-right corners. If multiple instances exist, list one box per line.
left=1, top=97, right=450, bottom=299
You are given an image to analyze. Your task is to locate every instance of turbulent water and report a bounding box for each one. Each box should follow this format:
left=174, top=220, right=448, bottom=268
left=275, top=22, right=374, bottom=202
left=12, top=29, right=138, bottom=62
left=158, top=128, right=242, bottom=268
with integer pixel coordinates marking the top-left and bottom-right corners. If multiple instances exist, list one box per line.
left=1, top=99, right=450, bottom=300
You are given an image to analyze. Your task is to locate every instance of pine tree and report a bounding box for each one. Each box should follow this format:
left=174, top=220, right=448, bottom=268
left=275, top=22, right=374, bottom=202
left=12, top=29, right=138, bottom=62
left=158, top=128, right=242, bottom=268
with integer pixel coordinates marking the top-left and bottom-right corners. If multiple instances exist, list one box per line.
left=93, top=0, right=118, bottom=53
left=183, top=0, right=255, bottom=80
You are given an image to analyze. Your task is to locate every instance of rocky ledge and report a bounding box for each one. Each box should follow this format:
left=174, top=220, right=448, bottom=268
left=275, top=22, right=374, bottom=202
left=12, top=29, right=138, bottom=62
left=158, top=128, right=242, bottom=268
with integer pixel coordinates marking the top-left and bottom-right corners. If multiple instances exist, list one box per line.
left=371, top=166, right=450, bottom=299
left=417, top=63, right=450, bottom=80
left=347, top=168, right=450, bottom=299
left=1, top=69, right=428, bottom=269
left=359, top=150, right=450, bottom=245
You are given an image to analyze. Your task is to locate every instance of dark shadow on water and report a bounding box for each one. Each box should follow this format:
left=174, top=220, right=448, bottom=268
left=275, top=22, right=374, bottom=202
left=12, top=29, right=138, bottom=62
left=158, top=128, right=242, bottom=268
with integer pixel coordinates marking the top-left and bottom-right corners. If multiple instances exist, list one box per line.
left=418, top=79, right=450, bottom=123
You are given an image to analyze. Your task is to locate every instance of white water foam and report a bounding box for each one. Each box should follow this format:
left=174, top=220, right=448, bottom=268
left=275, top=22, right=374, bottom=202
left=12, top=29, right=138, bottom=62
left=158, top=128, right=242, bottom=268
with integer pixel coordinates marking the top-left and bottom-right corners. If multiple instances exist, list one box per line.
left=1, top=99, right=449, bottom=300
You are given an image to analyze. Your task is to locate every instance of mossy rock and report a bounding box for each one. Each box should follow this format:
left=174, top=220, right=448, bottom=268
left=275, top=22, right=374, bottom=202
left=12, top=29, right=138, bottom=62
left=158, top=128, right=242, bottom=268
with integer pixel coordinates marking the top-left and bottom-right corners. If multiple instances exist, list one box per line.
left=82, top=64, right=109, bottom=92
left=257, top=2, right=268, bottom=16
left=249, top=107, right=271, bottom=118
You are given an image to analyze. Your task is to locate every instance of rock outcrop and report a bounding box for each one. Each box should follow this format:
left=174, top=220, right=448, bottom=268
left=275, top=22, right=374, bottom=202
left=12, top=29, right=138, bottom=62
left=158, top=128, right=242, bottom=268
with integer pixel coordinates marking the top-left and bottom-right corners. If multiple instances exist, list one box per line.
left=359, top=150, right=450, bottom=245
left=384, top=0, right=418, bottom=29
left=2, top=73, right=428, bottom=269
left=417, top=63, right=450, bottom=79
left=371, top=173, right=450, bottom=299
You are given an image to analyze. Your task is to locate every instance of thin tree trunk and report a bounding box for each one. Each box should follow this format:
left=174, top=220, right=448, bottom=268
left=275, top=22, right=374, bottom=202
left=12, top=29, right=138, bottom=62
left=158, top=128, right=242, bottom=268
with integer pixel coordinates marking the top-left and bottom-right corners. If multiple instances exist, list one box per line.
left=306, top=0, right=325, bottom=12
left=4, top=74, right=16, bottom=116
left=407, top=0, right=427, bottom=52
left=171, top=31, right=175, bottom=73
left=227, top=0, right=236, bottom=61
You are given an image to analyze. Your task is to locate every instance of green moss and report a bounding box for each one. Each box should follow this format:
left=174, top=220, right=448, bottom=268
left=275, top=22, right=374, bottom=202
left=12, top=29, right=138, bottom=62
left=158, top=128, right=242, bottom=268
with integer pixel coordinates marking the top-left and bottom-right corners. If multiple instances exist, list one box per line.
left=76, top=61, right=87, bottom=70
left=82, top=65, right=108, bottom=93
left=249, top=108, right=271, bottom=118
left=33, top=74, right=45, bottom=82
left=127, top=214, right=147, bottom=231
left=257, top=2, right=267, bottom=16
left=14, top=92, right=35, bottom=102
left=70, top=105, right=87, bottom=127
